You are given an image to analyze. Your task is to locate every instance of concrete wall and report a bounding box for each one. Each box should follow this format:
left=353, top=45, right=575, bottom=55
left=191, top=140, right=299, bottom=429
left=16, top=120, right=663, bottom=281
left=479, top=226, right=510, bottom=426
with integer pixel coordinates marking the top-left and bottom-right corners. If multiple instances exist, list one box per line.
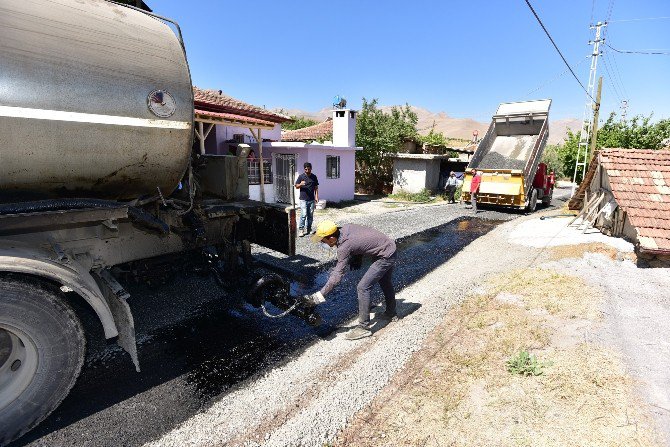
left=249, top=144, right=356, bottom=204
left=392, top=158, right=442, bottom=194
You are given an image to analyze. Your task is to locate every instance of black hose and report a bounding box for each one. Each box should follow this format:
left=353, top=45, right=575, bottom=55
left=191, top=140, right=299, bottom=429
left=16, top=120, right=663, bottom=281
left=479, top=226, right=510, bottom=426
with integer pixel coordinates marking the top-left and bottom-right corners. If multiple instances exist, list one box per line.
left=0, top=198, right=169, bottom=235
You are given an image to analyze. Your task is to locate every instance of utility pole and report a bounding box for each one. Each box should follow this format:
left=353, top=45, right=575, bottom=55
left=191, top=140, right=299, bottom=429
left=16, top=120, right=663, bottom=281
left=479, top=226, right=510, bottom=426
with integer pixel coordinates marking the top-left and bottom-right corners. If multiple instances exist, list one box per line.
left=620, top=100, right=628, bottom=122
left=589, top=77, right=603, bottom=158
left=572, top=21, right=606, bottom=194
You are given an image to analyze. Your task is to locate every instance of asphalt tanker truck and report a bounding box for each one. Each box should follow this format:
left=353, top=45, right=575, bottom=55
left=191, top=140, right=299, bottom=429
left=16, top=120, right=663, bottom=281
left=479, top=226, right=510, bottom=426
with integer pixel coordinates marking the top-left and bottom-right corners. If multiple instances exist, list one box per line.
left=0, top=1, right=307, bottom=443
left=462, top=99, right=555, bottom=211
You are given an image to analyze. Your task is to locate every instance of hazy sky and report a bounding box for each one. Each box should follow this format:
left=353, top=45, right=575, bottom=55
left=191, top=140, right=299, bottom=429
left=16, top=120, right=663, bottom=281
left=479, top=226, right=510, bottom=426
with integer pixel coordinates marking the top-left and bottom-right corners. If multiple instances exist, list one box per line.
left=157, top=0, right=670, bottom=122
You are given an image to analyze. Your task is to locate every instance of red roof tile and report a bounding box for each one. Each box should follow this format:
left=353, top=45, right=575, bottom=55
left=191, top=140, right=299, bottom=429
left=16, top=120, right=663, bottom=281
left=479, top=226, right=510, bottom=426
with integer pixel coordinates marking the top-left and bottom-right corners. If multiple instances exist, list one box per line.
left=584, top=148, right=670, bottom=252
left=193, top=87, right=291, bottom=124
left=281, top=119, right=333, bottom=142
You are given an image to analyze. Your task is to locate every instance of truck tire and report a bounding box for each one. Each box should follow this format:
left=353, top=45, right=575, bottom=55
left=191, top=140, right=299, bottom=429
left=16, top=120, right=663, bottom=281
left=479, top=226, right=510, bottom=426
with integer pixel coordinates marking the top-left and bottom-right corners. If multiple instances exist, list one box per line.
left=542, top=189, right=553, bottom=207
left=526, top=188, right=538, bottom=213
left=0, top=278, right=85, bottom=445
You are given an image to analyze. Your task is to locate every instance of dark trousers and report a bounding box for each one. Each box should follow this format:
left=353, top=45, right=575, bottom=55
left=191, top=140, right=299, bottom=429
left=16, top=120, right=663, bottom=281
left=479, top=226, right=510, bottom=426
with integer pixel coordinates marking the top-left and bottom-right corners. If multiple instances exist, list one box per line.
left=445, top=185, right=456, bottom=203
left=356, top=254, right=396, bottom=325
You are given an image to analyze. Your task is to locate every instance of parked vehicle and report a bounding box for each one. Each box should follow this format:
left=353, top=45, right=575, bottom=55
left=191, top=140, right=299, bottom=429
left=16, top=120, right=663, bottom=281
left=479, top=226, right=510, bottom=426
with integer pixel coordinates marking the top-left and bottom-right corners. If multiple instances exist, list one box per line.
left=0, top=1, right=297, bottom=443
left=462, top=99, right=554, bottom=211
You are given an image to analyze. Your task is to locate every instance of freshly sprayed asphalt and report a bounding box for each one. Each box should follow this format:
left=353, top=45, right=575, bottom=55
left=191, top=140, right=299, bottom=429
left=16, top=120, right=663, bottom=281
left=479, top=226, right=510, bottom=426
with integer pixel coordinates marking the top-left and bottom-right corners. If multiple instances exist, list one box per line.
left=13, top=196, right=570, bottom=447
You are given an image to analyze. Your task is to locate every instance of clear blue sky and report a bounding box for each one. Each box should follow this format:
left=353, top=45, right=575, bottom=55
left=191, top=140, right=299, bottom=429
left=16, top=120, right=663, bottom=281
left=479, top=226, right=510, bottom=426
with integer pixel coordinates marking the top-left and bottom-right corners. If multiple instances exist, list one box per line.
left=157, top=0, right=669, bottom=122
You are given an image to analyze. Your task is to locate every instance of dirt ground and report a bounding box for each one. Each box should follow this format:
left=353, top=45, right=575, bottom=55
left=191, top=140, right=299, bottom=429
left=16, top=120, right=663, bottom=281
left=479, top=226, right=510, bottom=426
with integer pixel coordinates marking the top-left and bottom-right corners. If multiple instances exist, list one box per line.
left=335, top=217, right=667, bottom=447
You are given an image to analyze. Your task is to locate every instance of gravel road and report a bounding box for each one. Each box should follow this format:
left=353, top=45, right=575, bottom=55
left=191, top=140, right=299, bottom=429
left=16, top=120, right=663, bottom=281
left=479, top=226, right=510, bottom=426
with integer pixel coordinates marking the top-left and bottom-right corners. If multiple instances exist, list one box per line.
left=13, top=193, right=571, bottom=447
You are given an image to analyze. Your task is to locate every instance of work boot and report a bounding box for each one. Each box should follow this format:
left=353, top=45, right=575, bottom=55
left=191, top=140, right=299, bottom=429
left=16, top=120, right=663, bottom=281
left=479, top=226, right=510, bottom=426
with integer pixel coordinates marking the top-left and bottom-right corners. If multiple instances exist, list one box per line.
left=345, top=324, right=372, bottom=340
left=298, top=229, right=305, bottom=237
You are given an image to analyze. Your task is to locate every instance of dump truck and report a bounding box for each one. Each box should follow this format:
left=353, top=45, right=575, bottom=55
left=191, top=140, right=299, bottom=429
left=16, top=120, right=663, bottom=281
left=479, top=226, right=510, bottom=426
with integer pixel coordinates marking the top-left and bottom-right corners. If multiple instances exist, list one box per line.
left=462, top=99, right=554, bottom=212
left=0, top=1, right=304, bottom=443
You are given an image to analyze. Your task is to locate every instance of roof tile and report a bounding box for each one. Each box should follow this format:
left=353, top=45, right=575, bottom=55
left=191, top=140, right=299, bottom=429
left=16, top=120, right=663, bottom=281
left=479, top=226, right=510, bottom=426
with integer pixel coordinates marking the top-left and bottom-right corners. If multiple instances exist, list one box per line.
left=281, top=119, right=333, bottom=142
left=193, top=87, right=291, bottom=124
left=573, top=148, right=670, bottom=252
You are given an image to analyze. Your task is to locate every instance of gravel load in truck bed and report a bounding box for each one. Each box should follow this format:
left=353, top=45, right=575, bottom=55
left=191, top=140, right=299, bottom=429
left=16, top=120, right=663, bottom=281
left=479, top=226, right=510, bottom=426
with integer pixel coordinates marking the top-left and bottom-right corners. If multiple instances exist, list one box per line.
left=475, top=135, right=538, bottom=170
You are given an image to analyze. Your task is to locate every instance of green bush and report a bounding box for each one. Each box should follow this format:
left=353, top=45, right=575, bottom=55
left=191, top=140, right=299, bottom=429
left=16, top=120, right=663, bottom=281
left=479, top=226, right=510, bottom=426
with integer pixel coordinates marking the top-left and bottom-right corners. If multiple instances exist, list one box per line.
left=389, top=188, right=433, bottom=203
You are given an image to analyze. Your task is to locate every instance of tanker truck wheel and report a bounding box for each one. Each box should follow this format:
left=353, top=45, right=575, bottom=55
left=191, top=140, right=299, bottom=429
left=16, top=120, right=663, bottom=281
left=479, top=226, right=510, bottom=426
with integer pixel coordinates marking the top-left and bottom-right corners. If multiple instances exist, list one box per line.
left=0, top=278, right=85, bottom=445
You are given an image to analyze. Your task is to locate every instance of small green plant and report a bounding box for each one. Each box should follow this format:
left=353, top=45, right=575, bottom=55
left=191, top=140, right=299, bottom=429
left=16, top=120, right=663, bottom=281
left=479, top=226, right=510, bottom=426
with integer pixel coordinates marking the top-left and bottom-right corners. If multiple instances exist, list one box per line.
left=389, top=188, right=433, bottom=203
left=506, top=350, right=544, bottom=376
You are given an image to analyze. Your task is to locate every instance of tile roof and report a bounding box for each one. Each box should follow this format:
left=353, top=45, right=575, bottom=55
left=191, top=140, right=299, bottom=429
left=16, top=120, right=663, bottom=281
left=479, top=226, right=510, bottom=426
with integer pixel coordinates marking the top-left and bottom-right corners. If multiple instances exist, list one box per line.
left=281, top=119, right=333, bottom=142
left=193, top=87, right=291, bottom=124
left=194, top=109, right=275, bottom=128
left=579, top=148, right=670, bottom=251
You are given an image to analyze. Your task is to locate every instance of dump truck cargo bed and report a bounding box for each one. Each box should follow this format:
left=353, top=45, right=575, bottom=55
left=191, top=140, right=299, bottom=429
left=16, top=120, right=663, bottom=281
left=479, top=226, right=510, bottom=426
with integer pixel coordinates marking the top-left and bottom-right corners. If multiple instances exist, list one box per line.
left=463, top=99, right=552, bottom=210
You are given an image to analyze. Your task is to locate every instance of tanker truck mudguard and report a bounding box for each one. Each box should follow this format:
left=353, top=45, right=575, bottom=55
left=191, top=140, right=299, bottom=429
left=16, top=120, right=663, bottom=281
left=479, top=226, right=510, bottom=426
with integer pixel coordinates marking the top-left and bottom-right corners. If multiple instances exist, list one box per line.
left=0, top=0, right=297, bottom=443
left=462, top=99, right=555, bottom=212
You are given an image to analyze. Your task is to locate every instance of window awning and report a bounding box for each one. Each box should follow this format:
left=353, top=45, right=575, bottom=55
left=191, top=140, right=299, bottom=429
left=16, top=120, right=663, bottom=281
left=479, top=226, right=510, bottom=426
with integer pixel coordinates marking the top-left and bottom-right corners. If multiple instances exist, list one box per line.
left=194, top=109, right=276, bottom=130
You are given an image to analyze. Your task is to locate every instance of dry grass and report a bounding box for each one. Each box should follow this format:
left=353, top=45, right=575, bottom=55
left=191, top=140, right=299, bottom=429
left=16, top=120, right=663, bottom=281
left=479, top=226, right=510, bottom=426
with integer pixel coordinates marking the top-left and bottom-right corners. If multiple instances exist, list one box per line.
left=488, top=268, right=601, bottom=320
left=549, top=242, right=637, bottom=263
left=334, top=269, right=661, bottom=447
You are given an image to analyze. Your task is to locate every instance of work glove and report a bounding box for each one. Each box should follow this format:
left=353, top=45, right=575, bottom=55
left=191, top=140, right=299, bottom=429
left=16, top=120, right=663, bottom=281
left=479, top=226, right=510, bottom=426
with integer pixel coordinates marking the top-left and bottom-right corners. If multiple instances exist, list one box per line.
left=349, top=254, right=363, bottom=271
left=302, top=291, right=325, bottom=307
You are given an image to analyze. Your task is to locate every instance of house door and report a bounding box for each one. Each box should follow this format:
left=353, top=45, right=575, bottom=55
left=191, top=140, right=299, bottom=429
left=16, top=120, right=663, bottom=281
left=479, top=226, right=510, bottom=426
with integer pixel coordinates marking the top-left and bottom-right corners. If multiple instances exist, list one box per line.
left=275, top=154, right=296, bottom=204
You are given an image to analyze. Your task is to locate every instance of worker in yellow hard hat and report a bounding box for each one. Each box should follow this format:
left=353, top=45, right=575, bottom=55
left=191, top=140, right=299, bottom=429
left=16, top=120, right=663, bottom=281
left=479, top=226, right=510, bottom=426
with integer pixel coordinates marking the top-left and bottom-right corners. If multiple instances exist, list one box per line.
left=304, top=220, right=398, bottom=340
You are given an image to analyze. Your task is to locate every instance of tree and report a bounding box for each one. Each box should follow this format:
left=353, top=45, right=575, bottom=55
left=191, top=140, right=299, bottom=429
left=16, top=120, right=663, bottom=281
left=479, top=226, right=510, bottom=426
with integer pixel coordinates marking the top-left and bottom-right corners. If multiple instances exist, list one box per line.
left=355, top=98, right=419, bottom=192
left=281, top=116, right=319, bottom=131
left=420, top=122, right=449, bottom=148
left=558, top=113, right=670, bottom=182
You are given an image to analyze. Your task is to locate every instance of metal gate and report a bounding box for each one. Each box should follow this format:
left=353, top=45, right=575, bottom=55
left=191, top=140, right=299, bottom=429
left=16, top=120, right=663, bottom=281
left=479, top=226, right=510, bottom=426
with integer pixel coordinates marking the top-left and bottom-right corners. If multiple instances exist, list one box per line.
left=275, top=154, right=296, bottom=204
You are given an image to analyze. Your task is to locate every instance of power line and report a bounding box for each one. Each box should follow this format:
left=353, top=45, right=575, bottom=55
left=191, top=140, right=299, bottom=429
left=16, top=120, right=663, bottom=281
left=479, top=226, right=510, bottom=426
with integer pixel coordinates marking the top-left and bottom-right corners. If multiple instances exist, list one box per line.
left=601, top=54, right=624, bottom=102
left=523, top=0, right=595, bottom=101
left=524, top=55, right=590, bottom=97
left=608, top=50, right=629, bottom=99
left=606, top=43, right=670, bottom=55
left=590, top=0, right=597, bottom=24
left=608, top=16, right=670, bottom=23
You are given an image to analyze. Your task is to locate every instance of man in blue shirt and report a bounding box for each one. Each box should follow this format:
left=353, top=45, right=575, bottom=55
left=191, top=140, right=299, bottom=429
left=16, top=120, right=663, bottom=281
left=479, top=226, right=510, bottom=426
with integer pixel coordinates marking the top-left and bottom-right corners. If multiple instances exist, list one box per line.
left=295, top=162, right=319, bottom=237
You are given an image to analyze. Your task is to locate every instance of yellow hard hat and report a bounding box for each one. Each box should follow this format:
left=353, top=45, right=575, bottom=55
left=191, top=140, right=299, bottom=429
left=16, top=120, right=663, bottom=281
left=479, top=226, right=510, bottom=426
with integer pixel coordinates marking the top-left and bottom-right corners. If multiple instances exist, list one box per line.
left=311, top=220, right=338, bottom=241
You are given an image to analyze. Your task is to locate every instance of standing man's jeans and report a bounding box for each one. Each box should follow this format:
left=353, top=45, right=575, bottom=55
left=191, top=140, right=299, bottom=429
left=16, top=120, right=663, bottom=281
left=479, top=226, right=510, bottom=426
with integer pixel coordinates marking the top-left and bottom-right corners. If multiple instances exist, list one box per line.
left=299, top=199, right=315, bottom=231
left=356, top=253, right=396, bottom=325
left=470, top=192, right=477, bottom=212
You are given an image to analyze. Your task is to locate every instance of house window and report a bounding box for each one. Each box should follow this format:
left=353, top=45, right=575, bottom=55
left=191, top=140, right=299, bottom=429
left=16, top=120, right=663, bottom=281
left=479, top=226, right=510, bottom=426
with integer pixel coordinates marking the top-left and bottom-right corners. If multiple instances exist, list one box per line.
left=233, top=133, right=245, bottom=143
left=247, top=159, right=272, bottom=185
left=326, top=155, right=340, bottom=179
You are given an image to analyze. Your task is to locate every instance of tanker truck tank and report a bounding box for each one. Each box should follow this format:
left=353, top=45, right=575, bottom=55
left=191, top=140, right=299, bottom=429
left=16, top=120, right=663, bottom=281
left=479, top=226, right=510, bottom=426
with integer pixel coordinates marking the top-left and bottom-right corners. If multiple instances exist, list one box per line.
left=0, top=0, right=194, bottom=202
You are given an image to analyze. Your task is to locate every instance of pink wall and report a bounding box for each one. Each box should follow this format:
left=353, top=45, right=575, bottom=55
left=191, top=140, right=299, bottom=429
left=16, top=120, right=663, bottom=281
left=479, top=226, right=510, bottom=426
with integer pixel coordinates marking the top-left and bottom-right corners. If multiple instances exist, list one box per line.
left=261, top=143, right=357, bottom=204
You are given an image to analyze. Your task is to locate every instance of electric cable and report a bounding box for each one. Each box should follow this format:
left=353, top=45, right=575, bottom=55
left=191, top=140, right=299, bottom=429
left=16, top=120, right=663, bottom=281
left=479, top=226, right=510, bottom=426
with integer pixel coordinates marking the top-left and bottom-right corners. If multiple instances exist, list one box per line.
left=523, top=0, right=595, bottom=101
left=601, top=53, right=624, bottom=102
left=605, top=43, right=670, bottom=55
left=524, top=55, right=590, bottom=97
left=608, top=16, right=670, bottom=23
left=609, top=51, right=629, bottom=99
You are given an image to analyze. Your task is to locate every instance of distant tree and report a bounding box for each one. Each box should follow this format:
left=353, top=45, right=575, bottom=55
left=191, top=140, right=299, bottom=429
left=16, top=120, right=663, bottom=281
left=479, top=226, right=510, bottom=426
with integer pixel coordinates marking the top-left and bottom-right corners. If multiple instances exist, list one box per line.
left=540, top=143, right=565, bottom=178
left=281, top=116, right=319, bottom=131
left=558, top=113, right=670, bottom=182
left=355, top=98, right=419, bottom=193
left=420, top=122, right=449, bottom=148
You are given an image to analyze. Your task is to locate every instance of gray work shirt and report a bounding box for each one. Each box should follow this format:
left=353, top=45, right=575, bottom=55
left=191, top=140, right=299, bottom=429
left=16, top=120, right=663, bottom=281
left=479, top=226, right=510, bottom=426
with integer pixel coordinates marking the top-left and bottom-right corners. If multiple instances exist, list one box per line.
left=319, top=224, right=396, bottom=296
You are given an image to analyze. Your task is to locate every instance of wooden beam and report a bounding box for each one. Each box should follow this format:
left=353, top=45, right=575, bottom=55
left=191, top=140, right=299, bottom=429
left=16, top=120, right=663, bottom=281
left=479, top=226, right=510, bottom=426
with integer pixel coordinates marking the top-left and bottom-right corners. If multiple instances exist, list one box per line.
left=195, top=115, right=274, bottom=130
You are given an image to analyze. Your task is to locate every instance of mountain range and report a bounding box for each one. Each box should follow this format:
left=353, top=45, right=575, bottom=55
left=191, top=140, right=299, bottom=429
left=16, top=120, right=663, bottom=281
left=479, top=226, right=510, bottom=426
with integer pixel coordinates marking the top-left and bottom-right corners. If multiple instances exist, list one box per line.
left=277, top=106, right=580, bottom=145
